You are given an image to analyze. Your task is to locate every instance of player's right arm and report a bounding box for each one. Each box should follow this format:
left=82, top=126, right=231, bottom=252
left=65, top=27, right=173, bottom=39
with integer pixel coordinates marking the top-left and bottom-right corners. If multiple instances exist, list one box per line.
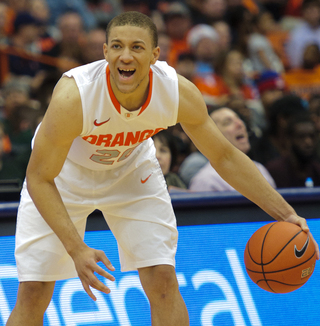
left=26, top=76, right=115, bottom=300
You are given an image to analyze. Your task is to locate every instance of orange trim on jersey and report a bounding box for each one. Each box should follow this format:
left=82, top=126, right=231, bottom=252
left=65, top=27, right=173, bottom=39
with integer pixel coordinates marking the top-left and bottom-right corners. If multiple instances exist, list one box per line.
left=138, top=69, right=153, bottom=116
left=106, top=65, right=153, bottom=116
left=106, top=65, right=121, bottom=114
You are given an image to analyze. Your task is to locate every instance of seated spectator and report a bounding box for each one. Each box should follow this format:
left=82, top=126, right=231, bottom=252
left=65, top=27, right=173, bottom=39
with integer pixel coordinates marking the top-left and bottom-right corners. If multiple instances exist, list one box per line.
left=163, top=2, right=192, bottom=68
left=0, top=80, right=31, bottom=120
left=250, top=94, right=308, bottom=165
left=247, top=10, right=284, bottom=74
left=43, top=11, right=86, bottom=73
left=175, top=52, right=196, bottom=82
left=82, top=28, right=105, bottom=64
left=45, top=0, right=97, bottom=31
left=158, top=32, right=171, bottom=62
left=283, top=43, right=320, bottom=101
left=189, top=107, right=276, bottom=191
left=85, top=0, right=122, bottom=29
left=7, top=12, right=43, bottom=80
left=153, top=130, right=187, bottom=191
left=260, top=9, right=291, bottom=70
left=286, top=0, right=320, bottom=69
left=196, top=49, right=264, bottom=129
left=212, top=20, right=232, bottom=52
left=178, top=150, right=208, bottom=188
left=266, top=112, right=320, bottom=188
left=187, top=24, right=220, bottom=79
left=255, top=70, right=287, bottom=131
left=0, top=121, right=26, bottom=183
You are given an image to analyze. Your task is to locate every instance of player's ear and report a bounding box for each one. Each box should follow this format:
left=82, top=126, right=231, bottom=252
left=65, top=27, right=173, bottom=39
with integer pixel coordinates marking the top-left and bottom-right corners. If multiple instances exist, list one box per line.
left=103, top=43, right=108, bottom=61
left=151, top=46, right=160, bottom=64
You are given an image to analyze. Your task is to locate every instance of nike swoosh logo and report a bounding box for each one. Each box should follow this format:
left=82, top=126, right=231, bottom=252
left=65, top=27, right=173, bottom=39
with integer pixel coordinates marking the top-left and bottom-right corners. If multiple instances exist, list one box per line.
left=294, top=236, right=309, bottom=258
left=141, top=173, right=152, bottom=184
left=94, top=118, right=110, bottom=126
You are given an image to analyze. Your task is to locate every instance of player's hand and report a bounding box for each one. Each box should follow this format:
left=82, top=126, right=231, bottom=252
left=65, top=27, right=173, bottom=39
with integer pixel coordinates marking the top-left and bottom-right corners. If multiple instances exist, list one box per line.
left=285, top=214, right=319, bottom=260
left=71, top=245, right=116, bottom=300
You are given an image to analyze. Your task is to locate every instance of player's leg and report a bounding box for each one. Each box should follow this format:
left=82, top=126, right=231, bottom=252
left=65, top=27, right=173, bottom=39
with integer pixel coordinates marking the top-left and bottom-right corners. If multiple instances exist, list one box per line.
left=6, top=281, right=55, bottom=326
left=138, top=265, right=189, bottom=326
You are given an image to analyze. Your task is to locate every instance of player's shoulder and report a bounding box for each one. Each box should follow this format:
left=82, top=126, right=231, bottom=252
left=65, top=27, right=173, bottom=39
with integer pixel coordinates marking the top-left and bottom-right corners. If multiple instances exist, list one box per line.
left=64, top=60, right=107, bottom=86
left=152, top=61, right=178, bottom=80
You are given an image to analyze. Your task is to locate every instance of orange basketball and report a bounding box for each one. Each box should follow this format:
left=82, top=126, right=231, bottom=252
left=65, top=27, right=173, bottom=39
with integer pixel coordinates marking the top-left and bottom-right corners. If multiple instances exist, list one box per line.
left=244, top=221, right=316, bottom=293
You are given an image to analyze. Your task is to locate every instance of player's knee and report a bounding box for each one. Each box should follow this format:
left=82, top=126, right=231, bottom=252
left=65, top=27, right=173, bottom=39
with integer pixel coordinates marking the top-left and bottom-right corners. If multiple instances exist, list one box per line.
left=17, top=281, right=54, bottom=308
left=139, top=265, right=178, bottom=300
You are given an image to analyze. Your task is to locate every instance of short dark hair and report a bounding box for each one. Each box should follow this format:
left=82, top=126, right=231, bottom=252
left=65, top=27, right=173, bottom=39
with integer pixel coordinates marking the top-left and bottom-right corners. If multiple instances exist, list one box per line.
left=106, top=11, right=158, bottom=48
left=287, top=112, right=315, bottom=137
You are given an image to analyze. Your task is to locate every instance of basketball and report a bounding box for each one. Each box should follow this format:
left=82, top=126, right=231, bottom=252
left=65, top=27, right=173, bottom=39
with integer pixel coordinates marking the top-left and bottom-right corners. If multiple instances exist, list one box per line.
left=244, top=221, right=316, bottom=293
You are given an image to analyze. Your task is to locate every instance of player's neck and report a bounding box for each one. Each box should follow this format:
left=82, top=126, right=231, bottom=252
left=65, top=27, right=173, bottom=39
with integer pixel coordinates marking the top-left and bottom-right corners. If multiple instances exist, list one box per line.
left=111, top=76, right=150, bottom=112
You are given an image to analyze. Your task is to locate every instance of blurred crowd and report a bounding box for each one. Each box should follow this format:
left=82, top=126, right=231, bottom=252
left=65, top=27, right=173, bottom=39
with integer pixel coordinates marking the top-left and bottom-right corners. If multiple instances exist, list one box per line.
left=0, top=0, right=320, bottom=192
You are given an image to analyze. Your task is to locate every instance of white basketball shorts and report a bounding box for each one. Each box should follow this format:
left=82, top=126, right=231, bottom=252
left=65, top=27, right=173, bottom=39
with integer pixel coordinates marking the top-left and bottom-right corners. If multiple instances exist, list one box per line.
left=15, top=139, right=178, bottom=282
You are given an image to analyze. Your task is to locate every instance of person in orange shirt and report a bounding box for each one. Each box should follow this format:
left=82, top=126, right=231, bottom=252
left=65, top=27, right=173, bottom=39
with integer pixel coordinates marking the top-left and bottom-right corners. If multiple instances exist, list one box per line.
left=284, top=43, right=320, bottom=101
left=162, top=2, right=192, bottom=68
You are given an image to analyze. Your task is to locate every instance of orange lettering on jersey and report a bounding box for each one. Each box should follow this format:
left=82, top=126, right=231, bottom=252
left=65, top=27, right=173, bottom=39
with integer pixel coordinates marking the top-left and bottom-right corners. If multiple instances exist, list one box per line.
left=96, top=134, right=112, bottom=146
left=139, top=130, right=154, bottom=142
left=82, top=128, right=168, bottom=147
left=83, top=135, right=98, bottom=144
left=124, top=131, right=140, bottom=146
left=111, top=132, right=124, bottom=147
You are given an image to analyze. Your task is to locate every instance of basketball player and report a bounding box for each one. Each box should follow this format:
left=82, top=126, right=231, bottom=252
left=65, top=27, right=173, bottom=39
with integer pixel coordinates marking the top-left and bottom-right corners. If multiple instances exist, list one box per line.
left=6, top=11, right=319, bottom=326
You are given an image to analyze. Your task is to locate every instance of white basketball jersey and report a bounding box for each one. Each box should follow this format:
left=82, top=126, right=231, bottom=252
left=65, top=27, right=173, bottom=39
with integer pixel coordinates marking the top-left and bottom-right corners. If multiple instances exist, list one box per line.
left=63, top=60, right=179, bottom=171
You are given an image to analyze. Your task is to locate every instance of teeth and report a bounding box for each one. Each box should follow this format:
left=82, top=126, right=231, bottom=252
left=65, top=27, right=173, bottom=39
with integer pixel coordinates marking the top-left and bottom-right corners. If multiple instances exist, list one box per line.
left=119, top=68, right=135, bottom=71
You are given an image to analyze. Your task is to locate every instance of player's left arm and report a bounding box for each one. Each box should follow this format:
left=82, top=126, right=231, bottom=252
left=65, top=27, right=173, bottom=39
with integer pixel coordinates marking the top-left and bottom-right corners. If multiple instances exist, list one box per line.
left=176, top=74, right=319, bottom=259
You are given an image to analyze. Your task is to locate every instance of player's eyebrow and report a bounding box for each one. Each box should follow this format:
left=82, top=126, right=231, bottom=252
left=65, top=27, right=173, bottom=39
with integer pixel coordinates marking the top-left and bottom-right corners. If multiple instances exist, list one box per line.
left=110, top=38, right=146, bottom=45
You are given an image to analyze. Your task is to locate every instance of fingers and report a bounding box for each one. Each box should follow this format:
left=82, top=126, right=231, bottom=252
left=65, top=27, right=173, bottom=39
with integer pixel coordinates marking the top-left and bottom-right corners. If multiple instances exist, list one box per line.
left=96, top=250, right=116, bottom=272
left=309, top=232, right=320, bottom=260
left=80, top=266, right=114, bottom=301
left=284, top=215, right=319, bottom=260
left=74, top=248, right=116, bottom=300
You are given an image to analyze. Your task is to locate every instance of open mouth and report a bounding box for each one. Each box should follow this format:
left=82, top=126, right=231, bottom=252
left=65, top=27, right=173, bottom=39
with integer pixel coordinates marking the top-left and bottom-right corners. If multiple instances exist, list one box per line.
left=118, top=68, right=135, bottom=78
left=236, top=134, right=245, bottom=140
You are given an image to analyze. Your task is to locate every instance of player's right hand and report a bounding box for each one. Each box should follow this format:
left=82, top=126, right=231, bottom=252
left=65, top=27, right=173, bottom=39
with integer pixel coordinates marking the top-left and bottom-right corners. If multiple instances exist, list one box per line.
left=71, top=245, right=116, bottom=301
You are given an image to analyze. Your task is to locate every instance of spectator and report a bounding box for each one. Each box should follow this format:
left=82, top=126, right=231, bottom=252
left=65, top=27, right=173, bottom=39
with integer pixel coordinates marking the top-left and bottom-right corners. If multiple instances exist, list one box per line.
left=163, top=2, right=193, bottom=68
left=198, top=0, right=228, bottom=25
left=7, top=12, right=43, bottom=79
left=256, top=70, right=287, bottom=113
left=153, top=130, right=187, bottom=191
left=45, top=0, right=97, bottom=31
left=158, top=32, right=171, bottom=62
left=212, top=20, right=232, bottom=52
left=82, top=28, right=106, bottom=64
left=283, top=43, right=320, bottom=101
left=29, top=0, right=59, bottom=53
left=122, top=0, right=150, bottom=16
left=187, top=24, right=220, bottom=77
left=85, top=0, right=122, bottom=29
left=258, top=8, right=291, bottom=70
left=266, top=112, right=320, bottom=188
left=189, top=107, right=276, bottom=191
left=255, top=70, right=287, bottom=130
left=247, top=10, right=284, bottom=73
left=250, top=94, right=308, bottom=165
left=43, top=12, right=86, bottom=73
left=0, top=121, right=26, bottom=182
left=187, top=24, right=220, bottom=105
left=286, top=0, right=320, bottom=68
left=0, top=80, right=31, bottom=120
left=175, top=52, right=196, bottom=82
